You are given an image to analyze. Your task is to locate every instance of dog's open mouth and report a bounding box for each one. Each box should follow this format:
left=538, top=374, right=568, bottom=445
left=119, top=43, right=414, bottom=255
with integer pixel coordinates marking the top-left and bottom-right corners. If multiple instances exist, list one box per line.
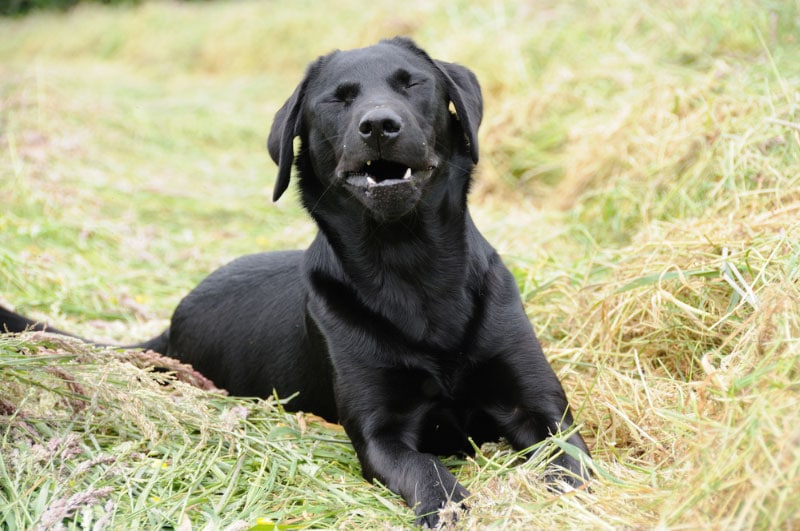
left=343, top=160, right=434, bottom=191
left=340, top=158, right=436, bottom=219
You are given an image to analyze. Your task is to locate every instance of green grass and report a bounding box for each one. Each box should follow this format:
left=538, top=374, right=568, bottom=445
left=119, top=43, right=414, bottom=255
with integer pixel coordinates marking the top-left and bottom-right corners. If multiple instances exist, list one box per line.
left=2, top=0, right=799, bottom=528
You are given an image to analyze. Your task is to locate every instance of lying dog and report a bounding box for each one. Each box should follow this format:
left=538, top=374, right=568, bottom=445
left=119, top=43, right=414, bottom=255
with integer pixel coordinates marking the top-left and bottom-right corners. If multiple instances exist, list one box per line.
left=1, top=37, right=590, bottom=527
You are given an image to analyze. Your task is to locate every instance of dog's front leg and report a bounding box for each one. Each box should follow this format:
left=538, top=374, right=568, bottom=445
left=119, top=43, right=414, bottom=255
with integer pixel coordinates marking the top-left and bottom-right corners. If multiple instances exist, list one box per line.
left=353, top=436, right=469, bottom=528
left=479, top=263, right=592, bottom=488
left=489, top=334, right=593, bottom=489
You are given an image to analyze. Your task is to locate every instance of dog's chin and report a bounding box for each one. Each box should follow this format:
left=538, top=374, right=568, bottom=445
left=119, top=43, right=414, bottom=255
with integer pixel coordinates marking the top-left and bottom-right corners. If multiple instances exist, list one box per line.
left=341, top=162, right=434, bottom=221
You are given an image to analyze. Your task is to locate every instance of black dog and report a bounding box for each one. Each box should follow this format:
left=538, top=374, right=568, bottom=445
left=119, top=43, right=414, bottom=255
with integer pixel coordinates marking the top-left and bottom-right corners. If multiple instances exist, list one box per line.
left=1, top=38, right=590, bottom=527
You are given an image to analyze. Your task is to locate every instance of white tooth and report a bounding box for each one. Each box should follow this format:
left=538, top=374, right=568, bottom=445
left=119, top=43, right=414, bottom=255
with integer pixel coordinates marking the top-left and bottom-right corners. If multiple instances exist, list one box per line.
left=366, top=176, right=376, bottom=185
left=403, top=168, right=412, bottom=180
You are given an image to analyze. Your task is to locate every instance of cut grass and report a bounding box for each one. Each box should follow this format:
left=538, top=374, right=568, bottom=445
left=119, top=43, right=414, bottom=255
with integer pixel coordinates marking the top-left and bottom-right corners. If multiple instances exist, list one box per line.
left=1, top=0, right=799, bottom=528
left=0, top=335, right=391, bottom=529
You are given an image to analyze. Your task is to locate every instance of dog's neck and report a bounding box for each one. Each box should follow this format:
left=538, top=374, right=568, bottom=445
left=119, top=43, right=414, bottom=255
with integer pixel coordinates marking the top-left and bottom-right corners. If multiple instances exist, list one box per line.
left=299, top=158, right=482, bottom=349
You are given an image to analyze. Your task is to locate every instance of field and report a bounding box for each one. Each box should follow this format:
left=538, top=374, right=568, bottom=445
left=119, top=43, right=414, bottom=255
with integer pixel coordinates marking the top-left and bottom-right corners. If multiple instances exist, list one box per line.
left=1, top=0, right=799, bottom=528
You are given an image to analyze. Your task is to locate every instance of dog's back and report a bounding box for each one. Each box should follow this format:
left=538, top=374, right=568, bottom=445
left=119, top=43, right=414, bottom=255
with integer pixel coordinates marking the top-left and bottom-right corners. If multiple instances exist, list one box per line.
left=165, top=250, right=338, bottom=419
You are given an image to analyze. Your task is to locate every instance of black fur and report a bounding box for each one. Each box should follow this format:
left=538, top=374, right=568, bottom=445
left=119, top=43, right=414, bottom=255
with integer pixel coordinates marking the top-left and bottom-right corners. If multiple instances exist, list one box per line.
left=1, top=38, right=590, bottom=527
left=0, top=305, right=76, bottom=338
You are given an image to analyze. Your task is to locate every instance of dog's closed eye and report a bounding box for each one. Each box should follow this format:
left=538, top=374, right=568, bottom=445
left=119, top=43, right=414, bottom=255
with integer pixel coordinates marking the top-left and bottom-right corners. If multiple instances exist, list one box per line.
left=334, top=83, right=360, bottom=104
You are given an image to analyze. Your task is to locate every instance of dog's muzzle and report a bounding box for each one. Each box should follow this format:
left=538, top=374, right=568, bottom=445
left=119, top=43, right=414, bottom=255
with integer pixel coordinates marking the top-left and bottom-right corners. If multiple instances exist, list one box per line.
left=340, top=159, right=435, bottom=219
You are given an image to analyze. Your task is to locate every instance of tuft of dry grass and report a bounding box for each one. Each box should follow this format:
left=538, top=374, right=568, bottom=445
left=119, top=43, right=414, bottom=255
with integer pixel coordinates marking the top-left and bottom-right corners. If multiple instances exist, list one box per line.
left=1, top=0, right=799, bottom=529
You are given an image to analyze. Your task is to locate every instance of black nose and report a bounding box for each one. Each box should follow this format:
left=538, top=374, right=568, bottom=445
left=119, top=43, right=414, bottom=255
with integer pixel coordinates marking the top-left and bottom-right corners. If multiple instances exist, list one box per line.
left=358, top=108, right=403, bottom=141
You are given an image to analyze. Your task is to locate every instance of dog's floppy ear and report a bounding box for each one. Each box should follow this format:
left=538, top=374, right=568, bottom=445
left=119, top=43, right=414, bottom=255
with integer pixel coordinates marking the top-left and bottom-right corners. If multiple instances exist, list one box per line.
left=435, top=60, right=483, bottom=163
left=267, top=81, right=305, bottom=202
left=267, top=59, right=323, bottom=202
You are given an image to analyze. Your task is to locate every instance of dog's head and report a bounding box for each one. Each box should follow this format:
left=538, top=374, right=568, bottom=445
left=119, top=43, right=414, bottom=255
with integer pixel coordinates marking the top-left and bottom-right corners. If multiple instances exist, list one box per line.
left=267, top=37, right=482, bottom=221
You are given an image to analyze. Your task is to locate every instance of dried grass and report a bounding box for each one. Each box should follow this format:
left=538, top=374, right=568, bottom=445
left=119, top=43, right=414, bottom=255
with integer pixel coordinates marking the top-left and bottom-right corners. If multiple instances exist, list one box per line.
left=1, top=0, right=799, bottom=528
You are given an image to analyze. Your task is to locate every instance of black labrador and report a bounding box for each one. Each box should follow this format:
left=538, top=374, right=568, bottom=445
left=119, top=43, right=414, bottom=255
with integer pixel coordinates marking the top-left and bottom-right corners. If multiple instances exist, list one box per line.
left=1, top=37, right=590, bottom=527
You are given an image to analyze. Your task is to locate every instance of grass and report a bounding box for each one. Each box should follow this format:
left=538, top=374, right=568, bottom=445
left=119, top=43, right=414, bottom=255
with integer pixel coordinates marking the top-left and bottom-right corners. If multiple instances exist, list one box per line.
left=1, top=0, right=799, bottom=528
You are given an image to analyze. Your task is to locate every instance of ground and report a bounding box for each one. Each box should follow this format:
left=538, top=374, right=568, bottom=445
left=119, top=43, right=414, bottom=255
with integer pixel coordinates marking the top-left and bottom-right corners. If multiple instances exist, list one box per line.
left=1, top=1, right=798, bottom=528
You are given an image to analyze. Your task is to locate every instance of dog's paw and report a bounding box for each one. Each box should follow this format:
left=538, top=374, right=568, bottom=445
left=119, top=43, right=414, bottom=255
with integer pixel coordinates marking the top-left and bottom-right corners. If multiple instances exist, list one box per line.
left=414, top=484, right=469, bottom=529
left=544, top=451, right=592, bottom=492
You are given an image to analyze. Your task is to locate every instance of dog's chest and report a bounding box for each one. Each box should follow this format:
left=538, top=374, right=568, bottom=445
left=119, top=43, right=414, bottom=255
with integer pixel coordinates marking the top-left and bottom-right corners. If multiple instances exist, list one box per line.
left=392, top=356, right=501, bottom=454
